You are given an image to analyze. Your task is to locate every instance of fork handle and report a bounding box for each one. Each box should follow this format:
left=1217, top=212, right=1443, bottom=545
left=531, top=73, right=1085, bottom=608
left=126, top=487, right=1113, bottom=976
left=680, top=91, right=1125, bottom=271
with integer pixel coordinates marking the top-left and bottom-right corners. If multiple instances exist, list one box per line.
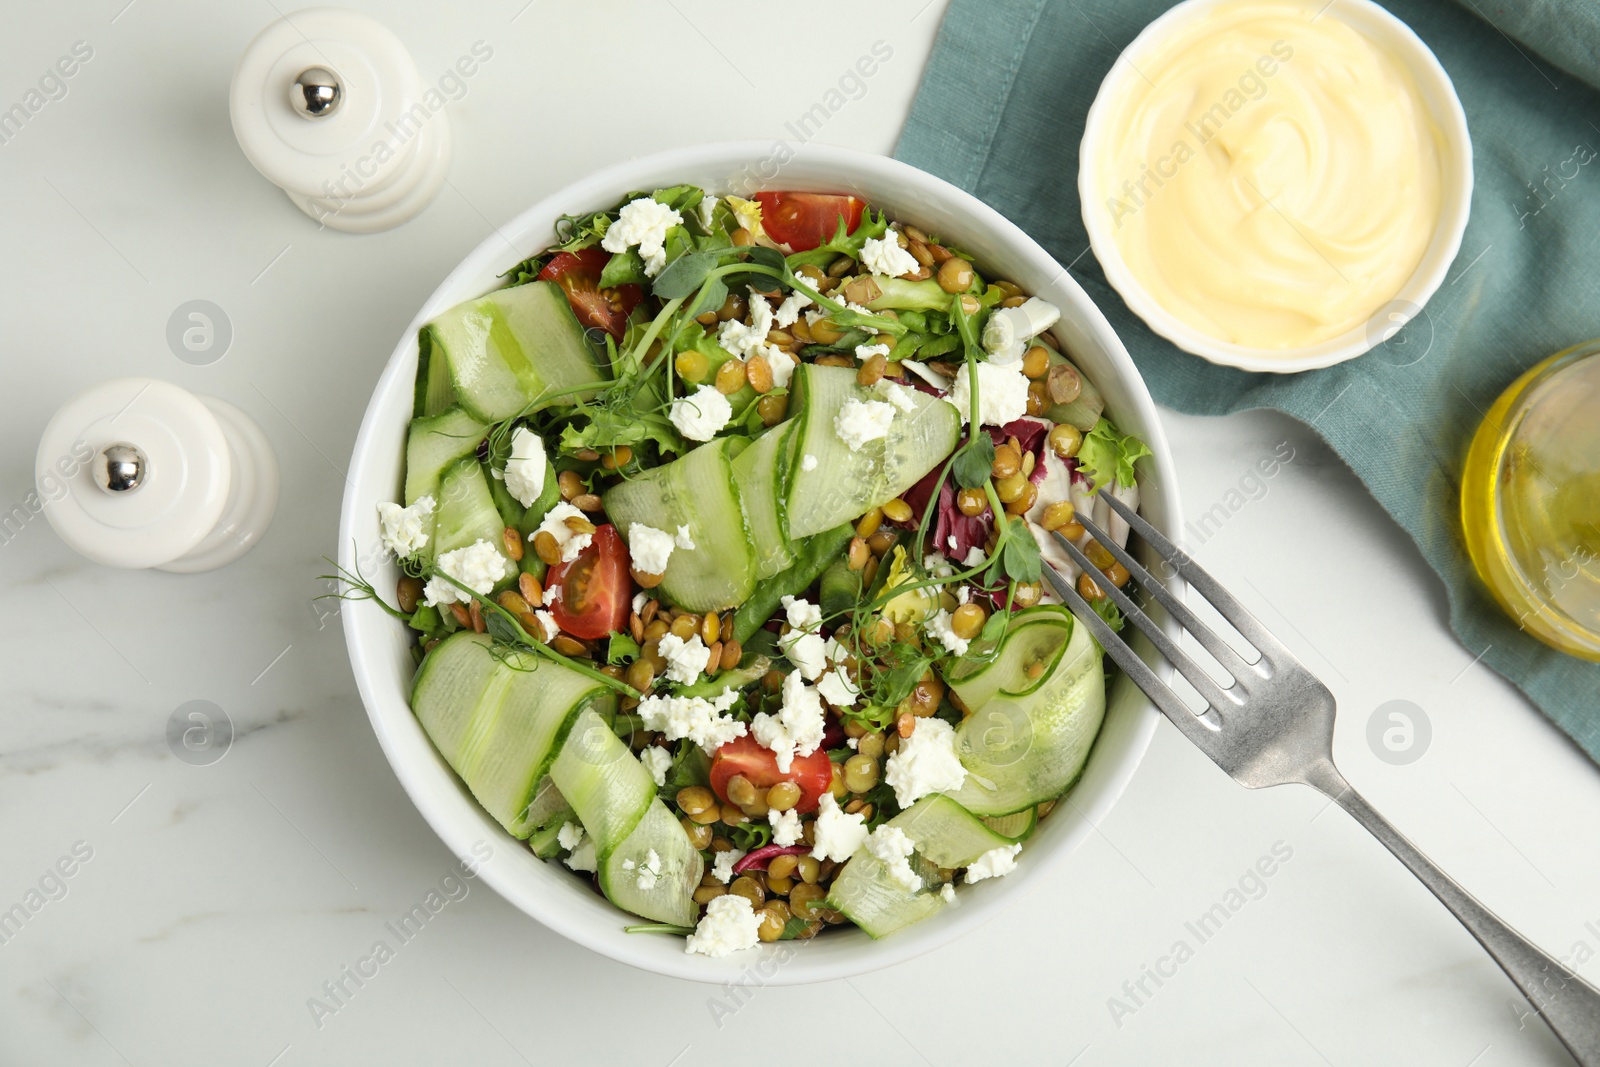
left=1306, top=761, right=1600, bottom=1065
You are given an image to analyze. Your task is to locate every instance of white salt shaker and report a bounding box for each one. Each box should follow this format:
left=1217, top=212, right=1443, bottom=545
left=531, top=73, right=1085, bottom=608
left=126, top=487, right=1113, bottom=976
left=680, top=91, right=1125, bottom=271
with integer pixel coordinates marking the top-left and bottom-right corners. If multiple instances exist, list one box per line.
left=229, top=7, right=451, bottom=233
left=36, top=379, right=279, bottom=572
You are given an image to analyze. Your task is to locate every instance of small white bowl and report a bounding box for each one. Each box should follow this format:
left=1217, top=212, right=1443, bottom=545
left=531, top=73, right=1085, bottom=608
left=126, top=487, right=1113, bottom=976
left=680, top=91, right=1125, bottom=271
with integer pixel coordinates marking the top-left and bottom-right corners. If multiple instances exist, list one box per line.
left=1079, top=0, right=1473, bottom=374
left=339, top=142, right=1181, bottom=983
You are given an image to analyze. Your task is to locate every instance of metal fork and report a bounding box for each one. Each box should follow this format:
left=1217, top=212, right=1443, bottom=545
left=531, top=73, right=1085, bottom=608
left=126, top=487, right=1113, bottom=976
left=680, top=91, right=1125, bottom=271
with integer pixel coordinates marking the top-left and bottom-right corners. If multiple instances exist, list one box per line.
left=1042, top=490, right=1600, bottom=1066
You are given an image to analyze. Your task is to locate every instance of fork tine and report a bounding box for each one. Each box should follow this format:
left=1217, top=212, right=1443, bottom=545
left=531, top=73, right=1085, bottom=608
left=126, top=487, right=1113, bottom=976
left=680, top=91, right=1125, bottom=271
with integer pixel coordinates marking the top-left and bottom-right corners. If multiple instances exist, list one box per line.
left=1040, top=566, right=1224, bottom=745
left=1070, top=506, right=1258, bottom=680
left=1050, top=531, right=1238, bottom=711
left=1096, top=489, right=1296, bottom=664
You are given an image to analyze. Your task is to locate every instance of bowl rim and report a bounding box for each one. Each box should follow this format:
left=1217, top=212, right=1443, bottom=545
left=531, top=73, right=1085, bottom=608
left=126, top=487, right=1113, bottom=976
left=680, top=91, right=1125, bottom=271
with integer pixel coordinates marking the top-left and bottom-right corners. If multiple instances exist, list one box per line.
left=339, top=140, right=1180, bottom=984
left=1078, top=0, right=1475, bottom=374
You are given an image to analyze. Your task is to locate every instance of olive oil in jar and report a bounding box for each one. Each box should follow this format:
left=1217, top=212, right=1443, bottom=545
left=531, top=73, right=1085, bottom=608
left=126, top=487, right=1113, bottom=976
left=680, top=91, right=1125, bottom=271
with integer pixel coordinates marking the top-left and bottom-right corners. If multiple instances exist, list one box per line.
left=1460, top=341, right=1600, bottom=660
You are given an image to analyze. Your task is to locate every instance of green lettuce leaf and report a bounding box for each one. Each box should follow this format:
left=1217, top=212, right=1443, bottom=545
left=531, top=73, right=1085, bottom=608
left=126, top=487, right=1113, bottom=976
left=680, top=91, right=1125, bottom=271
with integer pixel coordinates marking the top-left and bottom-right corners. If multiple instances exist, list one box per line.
left=1077, top=419, right=1151, bottom=490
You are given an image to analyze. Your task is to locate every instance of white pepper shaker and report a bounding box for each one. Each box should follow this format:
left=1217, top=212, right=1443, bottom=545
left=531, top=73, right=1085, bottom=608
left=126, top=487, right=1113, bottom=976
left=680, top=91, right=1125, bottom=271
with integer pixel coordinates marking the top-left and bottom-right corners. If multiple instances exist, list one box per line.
left=36, top=378, right=279, bottom=572
left=229, top=7, right=451, bottom=233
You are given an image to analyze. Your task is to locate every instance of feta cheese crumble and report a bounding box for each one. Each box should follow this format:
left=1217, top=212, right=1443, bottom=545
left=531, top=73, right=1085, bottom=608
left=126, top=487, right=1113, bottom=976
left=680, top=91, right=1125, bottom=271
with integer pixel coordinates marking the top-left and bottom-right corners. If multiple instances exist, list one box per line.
left=982, top=297, right=1061, bottom=365
left=376, top=495, right=434, bottom=558
left=939, top=882, right=959, bottom=905
left=866, top=825, right=921, bottom=893
left=502, top=427, right=548, bottom=508
left=657, top=633, right=712, bottom=683
left=600, top=196, right=682, bottom=277
left=685, top=894, right=762, bottom=957
left=816, top=667, right=860, bottom=708
left=639, top=746, right=672, bottom=787
left=781, top=595, right=822, bottom=632
left=884, top=716, right=968, bottom=808
left=637, top=687, right=747, bottom=753
left=963, top=546, right=987, bottom=567
left=779, top=630, right=827, bottom=680
left=423, top=539, right=510, bottom=607
left=532, top=609, right=561, bottom=643
left=777, top=596, right=826, bottom=679
left=669, top=384, right=733, bottom=441
left=620, top=848, right=661, bottom=891
left=923, top=607, right=970, bottom=656
left=833, top=397, right=896, bottom=452
left=712, top=848, right=746, bottom=885
left=626, top=522, right=676, bottom=576
left=773, top=289, right=813, bottom=328
left=945, top=359, right=1032, bottom=427
left=854, top=342, right=891, bottom=362
left=861, top=228, right=921, bottom=278
left=965, top=842, right=1022, bottom=883
left=768, top=808, right=802, bottom=847
left=809, top=793, right=869, bottom=862
left=675, top=524, right=696, bottom=550
left=632, top=590, right=651, bottom=616
left=532, top=502, right=594, bottom=563
left=751, top=671, right=825, bottom=773
left=875, top=379, right=917, bottom=414
left=561, top=824, right=597, bottom=873
left=801, top=453, right=819, bottom=472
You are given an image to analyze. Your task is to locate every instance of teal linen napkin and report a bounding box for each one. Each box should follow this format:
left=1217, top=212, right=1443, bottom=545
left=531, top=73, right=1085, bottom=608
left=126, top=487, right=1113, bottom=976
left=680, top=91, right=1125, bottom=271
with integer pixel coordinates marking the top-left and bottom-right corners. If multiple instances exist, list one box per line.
left=896, top=0, right=1600, bottom=761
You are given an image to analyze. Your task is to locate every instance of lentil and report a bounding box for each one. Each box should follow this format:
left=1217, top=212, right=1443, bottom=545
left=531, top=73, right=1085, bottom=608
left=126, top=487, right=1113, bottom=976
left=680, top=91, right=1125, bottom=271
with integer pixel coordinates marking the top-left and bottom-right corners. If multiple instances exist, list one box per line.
left=951, top=603, right=988, bottom=640
left=745, top=355, right=774, bottom=393
left=677, top=786, right=715, bottom=815
left=1046, top=363, right=1082, bottom=404
left=756, top=904, right=789, bottom=942
left=682, top=819, right=713, bottom=850
left=396, top=576, right=422, bottom=614
left=937, top=256, right=975, bottom=293
left=843, top=754, right=880, bottom=793
left=956, top=487, right=988, bottom=517
left=675, top=349, right=710, bottom=382
left=857, top=352, right=887, bottom=387
left=767, top=781, right=801, bottom=811
left=995, top=473, right=1027, bottom=504
left=1049, top=423, right=1083, bottom=459
left=729, top=876, right=765, bottom=908
left=847, top=536, right=870, bottom=570
left=715, top=359, right=747, bottom=394
left=1040, top=501, right=1076, bottom=531
left=756, top=393, right=789, bottom=426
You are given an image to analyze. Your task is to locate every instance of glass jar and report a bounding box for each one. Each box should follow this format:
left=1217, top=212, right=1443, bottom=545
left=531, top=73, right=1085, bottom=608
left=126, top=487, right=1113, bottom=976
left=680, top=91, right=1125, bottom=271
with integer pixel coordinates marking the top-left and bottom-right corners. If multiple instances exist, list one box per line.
left=1460, top=340, right=1600, bottom=660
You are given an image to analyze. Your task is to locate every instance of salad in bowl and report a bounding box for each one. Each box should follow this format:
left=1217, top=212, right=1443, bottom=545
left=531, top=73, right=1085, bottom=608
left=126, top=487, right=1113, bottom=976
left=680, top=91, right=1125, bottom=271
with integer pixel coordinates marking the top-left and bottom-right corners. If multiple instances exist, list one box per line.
left=351, top=180, right=1152, bottom=959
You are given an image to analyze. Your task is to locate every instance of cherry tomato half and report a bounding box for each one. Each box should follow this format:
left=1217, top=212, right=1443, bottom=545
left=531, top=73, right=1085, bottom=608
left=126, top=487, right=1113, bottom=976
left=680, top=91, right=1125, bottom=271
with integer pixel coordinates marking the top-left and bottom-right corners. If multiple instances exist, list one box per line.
left=546, top=523, right=631, bottom=640
left=753, top=192, right=866, bottom=253
left=536, top=246, right=642, bottom=340
left=709, top=735, right=834, bottom=815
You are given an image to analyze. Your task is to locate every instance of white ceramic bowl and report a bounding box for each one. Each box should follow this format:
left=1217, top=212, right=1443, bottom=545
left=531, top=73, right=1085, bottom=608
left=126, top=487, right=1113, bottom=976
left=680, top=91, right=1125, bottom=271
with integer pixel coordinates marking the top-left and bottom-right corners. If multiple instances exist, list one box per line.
left=339, top=141, right=1180, bottom=984
left=1079, top=0, right=1473, bottom=374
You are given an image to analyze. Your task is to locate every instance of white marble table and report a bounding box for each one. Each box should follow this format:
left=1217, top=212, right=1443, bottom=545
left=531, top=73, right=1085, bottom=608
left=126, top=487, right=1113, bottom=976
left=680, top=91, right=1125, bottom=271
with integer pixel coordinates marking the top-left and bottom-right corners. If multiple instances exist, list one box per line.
left=4, top=2, right=1598, bottom=1064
